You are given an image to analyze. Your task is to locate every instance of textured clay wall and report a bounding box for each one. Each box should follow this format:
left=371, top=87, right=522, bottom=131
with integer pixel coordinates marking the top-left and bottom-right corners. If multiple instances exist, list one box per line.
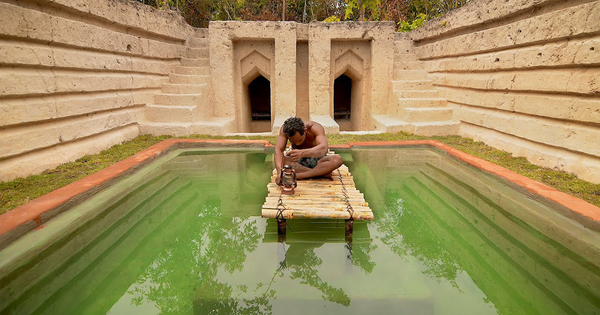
left=0, top=0, right=194, bottom=182
left=209, top=21, right=394, bottom=134
left=412, top=0, right=600, bottom=183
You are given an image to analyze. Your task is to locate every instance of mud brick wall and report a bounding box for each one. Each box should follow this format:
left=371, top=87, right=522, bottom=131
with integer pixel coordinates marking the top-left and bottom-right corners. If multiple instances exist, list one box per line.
left=0, top=0, right=194, bottom=181
left=411, top=0, right=600, bottom=183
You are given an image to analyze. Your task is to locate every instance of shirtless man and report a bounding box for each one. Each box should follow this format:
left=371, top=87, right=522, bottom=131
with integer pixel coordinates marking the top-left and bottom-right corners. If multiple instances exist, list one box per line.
left=274, top=117, right=343, bottom=184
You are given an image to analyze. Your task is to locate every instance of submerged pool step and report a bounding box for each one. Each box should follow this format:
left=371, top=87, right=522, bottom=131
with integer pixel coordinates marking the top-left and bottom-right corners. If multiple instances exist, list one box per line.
left=401, top=175, right=597, bottom=315
left=0, top=173, right=193, bottom=315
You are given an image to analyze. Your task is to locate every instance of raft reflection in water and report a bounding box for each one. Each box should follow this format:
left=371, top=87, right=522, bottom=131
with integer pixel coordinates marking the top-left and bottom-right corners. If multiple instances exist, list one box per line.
left=0, top=148, right=598, bottom=315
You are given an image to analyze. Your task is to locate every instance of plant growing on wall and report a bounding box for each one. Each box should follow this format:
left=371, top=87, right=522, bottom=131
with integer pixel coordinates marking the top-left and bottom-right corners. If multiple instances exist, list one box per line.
left=399, top=0, right=471, bottom=31
left=398, top=13, right=427, bottom=32
left=323, top=15, right=341, bottom=22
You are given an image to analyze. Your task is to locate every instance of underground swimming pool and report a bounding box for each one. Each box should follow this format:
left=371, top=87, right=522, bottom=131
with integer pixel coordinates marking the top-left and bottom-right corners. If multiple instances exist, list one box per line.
left=0, top=144, right=598, bottom=314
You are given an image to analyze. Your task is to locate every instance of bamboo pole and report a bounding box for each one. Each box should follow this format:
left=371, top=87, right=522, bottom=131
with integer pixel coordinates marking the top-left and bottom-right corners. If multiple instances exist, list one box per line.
left=261, top=164, right=374, bottom=221
left=262, top=209, right=374, bottom=220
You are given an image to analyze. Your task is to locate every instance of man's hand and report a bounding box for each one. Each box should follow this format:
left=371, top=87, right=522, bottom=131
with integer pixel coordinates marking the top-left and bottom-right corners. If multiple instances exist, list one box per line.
left=275, top=172, right=282, bottom=186
left=287, top=149, right=304, bottom=162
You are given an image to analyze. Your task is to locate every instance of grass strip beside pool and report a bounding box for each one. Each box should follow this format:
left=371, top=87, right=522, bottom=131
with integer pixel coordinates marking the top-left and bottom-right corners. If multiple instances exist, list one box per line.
left=1, top=133, right=599, bottom=215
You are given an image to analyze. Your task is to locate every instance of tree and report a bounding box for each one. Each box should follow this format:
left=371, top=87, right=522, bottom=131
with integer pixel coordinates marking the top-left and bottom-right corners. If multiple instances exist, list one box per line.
left=133, top=0, right=470, bottom=29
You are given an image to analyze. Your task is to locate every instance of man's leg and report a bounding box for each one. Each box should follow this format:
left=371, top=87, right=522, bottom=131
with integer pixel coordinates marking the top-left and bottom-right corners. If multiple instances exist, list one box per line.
left=275, top=156, right=312, bottom=183
left=295, top=155, right=343, bottom=180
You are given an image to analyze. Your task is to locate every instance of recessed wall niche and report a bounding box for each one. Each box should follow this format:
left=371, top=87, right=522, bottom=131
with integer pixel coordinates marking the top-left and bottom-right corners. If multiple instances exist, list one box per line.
left=331, top=40, right=371, bottom=131
left=234, top=39, right=275, bottom=133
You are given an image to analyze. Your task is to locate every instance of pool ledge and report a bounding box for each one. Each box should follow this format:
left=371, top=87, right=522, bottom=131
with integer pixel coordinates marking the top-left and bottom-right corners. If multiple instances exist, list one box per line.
left=1, top=139, right=598, bottom=247
left=0, top=139, right=271, bottom=246
left=333, top=140, right=600, bottom=228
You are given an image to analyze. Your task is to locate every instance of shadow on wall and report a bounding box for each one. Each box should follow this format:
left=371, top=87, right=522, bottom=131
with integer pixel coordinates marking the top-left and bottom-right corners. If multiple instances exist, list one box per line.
left=334, top=74, right=352, bottom=131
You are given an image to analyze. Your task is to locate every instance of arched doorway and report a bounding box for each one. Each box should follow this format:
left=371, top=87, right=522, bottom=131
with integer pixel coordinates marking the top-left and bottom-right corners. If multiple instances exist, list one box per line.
left=334, top=74, right=352, bottom=130
left=248, top=75, right=271, bottom=132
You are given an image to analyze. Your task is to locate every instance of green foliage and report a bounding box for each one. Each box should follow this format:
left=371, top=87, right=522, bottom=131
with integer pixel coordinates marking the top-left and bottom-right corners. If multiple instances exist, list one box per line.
left=344, top=0, right=380, bottom=21
left=398, top=12, right=427, bottom=32
left=323, top=15, right=340, bottom=22
left=133, top=0, right=470, bottom=28
left=398, top=0, right=471, bottom=31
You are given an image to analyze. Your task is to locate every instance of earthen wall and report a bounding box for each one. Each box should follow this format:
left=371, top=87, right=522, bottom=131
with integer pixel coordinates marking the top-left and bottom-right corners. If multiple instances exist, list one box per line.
left=0, top=0, right=195, bottom=181
left=412, top=0, right=600, bottom=183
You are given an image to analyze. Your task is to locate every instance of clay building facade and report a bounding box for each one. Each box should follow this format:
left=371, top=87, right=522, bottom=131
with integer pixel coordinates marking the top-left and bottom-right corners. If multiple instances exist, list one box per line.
left=208, top=21, right=394, bottom=134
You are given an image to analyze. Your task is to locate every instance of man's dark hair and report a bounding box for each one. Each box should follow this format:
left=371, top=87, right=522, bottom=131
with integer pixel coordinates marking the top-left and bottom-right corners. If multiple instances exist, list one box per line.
left=283, top=117, right=305, bottom=137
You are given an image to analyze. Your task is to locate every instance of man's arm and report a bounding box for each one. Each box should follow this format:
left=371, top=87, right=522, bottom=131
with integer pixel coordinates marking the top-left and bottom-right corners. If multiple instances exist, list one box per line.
left=289, top=123, right=328, bottom=160
left=274, top=126, right=288, bottom=183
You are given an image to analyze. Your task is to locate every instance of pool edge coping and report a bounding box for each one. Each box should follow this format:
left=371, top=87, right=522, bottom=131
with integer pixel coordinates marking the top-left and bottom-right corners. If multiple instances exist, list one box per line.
left=333, top=140, right=600, bottom=226
left=0, top=139, right=598, bottom=242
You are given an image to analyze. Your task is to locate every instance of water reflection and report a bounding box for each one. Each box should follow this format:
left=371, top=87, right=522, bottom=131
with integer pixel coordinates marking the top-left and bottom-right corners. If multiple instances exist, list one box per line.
left=0, top=151, right=274, bottom=315
left=260, top=219, right=375, bottom=309
left=347, top=148, right=600, bottom=315
left=377, top=196, right=462, bottom=289
left=1, top=148, right=598, bottom=315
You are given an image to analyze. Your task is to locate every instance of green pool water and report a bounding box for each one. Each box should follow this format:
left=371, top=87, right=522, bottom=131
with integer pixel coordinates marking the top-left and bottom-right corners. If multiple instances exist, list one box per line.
left=1, top=147, right=599, bottom=315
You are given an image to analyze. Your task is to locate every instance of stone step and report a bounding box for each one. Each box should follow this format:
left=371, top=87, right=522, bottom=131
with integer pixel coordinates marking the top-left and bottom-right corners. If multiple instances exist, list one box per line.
left=372, top=115, right=459, bottom=136
left=139, top=122, right=194, bottom=136
left=394, top=41, right=415, bottom=55
left=139, top=117, right=235, bottom=136
left=169, top=74, right=208, bottom=85
left=173, top=66, right=209, bottom=75
left=371, top=115, right=411, bottom=134
left=154, top=93, right=201, bottom=106
left=194, top=28, right=208, bottom=38
left=189, top=37, right=208, bottom=48
left=181, top=57, right=209, bottom=67
left=395, top=98, right=447, bottom=109
left=187, top=47, right=209, bottom=59
left=145, top=104, right=196, bottom=123
left=394, top=90, right=440, bottom=98
left=394, top=53, right=418, bottom=62
left=393, top=80, right=434, bottom=90
left=162, top=83, right=206, bottom=94
left=412, top=121, right=460, bottom=136
left=394, top=69, right=429, bottom=80
left=394, top=61, right=424, bottom=70
left=401, top=108, right=453, bottom=122
left=394, top=32, right=410, bottom=41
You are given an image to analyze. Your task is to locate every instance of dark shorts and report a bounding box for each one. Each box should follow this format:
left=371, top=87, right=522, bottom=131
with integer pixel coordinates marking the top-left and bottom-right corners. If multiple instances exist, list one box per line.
left=297, top=156, right=325, bottom=169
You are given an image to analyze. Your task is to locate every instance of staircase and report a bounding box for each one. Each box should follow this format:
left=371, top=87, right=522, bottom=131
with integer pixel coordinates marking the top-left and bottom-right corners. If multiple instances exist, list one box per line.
left=139, top=28, right=233, bottom=136
left=373, top=33, right=458, bottom=136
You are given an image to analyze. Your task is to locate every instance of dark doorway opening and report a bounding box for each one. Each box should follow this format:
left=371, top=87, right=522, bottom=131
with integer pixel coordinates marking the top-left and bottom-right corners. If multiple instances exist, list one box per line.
left=334, top=74, right=352, bottom=120
left=248, top=75, right=271, bottom=121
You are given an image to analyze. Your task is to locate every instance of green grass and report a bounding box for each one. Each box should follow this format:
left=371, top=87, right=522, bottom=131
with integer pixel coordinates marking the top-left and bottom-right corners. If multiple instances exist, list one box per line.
left=1, top=133, right=599, bottom=215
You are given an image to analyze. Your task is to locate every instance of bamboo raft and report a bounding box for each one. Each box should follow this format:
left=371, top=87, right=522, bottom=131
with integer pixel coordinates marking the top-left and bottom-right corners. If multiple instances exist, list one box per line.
left=261, top=164, right=374, bottom=221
